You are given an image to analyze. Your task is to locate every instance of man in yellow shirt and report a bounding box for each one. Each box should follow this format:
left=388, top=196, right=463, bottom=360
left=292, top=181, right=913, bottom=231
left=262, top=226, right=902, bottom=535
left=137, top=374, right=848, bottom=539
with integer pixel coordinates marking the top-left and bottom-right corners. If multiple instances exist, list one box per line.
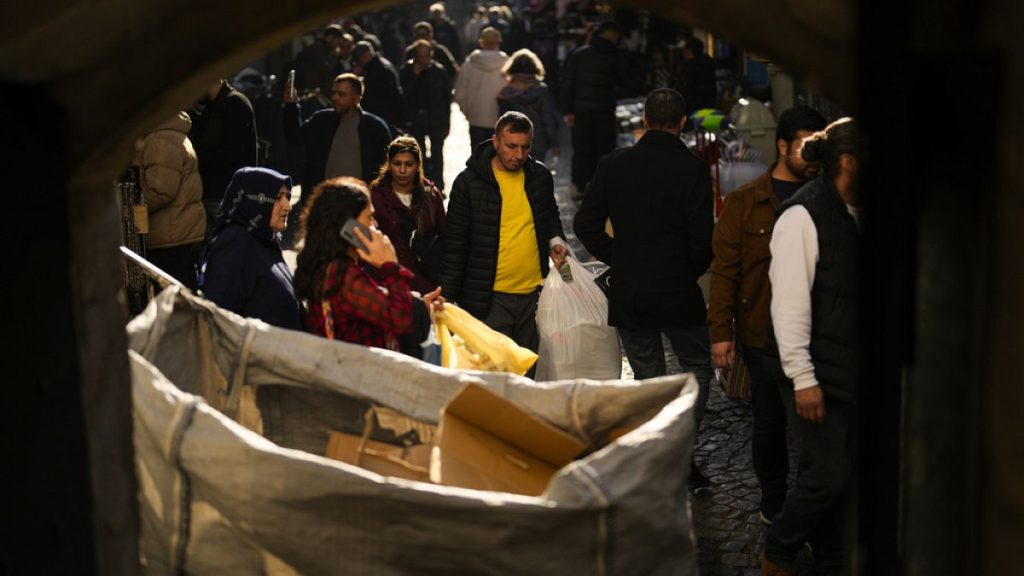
left=441, top=111, right=568, bottom=353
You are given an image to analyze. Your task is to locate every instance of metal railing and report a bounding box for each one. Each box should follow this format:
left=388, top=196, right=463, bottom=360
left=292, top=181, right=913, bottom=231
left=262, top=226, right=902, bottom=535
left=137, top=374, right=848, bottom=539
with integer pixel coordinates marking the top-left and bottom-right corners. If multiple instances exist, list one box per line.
left=118, top=245, right=188, bottom=293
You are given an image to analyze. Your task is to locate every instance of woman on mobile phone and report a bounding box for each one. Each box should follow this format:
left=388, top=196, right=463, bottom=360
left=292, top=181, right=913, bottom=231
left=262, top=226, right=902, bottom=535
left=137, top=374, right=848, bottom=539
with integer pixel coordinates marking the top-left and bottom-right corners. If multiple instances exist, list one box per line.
left=294, top=176, right=442, bottom=351
left=368, top=136, right=447, bottom=294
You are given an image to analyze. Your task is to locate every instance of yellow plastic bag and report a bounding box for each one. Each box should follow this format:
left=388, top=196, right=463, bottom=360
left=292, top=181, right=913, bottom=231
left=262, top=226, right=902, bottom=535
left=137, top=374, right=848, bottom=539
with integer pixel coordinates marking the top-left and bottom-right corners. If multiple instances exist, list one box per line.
left=435, top=305, right=538, bottom=375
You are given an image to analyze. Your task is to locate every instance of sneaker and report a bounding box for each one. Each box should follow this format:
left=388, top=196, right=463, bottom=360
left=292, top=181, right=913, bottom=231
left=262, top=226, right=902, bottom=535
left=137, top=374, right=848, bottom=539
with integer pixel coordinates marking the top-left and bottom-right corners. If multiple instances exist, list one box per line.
left=688, top=461, right=712, bottom=493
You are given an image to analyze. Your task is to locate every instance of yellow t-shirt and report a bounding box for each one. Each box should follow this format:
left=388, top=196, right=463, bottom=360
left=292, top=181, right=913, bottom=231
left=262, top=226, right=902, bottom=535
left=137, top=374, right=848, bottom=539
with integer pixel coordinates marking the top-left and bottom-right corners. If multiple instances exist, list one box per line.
left=493, top=168, right=542, bottom=294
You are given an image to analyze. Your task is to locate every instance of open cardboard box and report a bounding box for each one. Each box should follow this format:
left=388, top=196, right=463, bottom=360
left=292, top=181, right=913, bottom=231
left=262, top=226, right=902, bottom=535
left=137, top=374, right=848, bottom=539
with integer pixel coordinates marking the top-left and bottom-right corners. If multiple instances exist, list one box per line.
left=325, top=382, right=587, bottom=496
left=325, top=431, right=432, bottom=482
left=430, top=382, right=586, bottom=496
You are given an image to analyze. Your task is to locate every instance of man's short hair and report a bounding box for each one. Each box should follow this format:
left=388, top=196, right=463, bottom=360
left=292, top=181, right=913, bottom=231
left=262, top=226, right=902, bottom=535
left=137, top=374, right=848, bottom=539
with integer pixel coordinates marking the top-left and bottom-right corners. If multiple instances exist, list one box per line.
left=429, top=2, right=446, bottom=14
left=775, top=105, right=828, bottom=145
left=495, top=111, right=533, bottom=136
left=643, top=88, right=686, bottom=129
left=324, top=24, right=344, bottom=38
left=685, top=37, right=705, bottom=55
left=334, top=73, right=364, bottom=96
left=414, top=21, right=433, bottom=35
left=479, top=26, right=502, bottom=45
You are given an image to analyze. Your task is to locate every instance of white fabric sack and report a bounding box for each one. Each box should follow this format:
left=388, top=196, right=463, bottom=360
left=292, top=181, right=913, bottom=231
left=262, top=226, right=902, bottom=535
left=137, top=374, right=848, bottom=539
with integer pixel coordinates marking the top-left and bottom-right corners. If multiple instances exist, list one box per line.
left=536, top=257, right=621, bottom=380
left=126, top=287, right=699, bottom=575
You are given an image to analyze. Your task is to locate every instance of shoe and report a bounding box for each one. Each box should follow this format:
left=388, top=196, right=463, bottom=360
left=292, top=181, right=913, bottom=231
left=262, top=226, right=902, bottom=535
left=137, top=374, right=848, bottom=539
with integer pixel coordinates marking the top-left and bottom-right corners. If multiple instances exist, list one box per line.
left=688, top=461, right=712, bottom=493
left=760, top=551, right=795, bottom=576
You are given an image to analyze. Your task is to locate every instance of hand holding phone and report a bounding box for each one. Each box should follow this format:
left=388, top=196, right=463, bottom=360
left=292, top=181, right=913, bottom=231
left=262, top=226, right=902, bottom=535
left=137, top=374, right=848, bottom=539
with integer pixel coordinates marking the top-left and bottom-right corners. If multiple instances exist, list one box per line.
left=341, top=218, right=397, bottom=267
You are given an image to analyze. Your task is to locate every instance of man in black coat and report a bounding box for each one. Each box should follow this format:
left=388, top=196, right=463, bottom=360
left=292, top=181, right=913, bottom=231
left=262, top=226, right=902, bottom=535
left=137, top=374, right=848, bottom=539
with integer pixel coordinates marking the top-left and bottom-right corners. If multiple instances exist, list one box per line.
left=558, top=20, right=640, bottom=200
left=428, top=2, right=463, bottom=62
left=401, top=40, right=452, bottom=188
left=281, top=73, right=391, bottom=242
left=574, top=88, right=715, bottom=490
left=675, top=37, right=718, bottom=119
left=403, top=21, right=459, bottom=81
left=353, top=41, right=407, bottom=132
left=441, top=112, right=568, bottom=355
left=189, top=79, right=258, bottom=234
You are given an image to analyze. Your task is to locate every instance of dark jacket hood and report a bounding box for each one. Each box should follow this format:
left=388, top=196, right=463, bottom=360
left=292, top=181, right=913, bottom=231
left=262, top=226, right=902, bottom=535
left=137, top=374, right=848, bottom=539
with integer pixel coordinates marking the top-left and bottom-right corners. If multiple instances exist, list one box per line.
left=497, top=80, right=548, bottom=104
left=465, top=140, right=500, bottom=182
left=591, top=36, right=619, bottom=54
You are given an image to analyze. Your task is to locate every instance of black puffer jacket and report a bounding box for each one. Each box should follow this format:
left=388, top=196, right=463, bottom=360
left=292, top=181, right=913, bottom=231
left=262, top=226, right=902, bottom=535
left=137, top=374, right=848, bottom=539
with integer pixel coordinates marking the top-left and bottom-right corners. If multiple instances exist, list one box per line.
left=559, top=36, right=639, bottom=114
left=440, top=141, right=564, bottom=318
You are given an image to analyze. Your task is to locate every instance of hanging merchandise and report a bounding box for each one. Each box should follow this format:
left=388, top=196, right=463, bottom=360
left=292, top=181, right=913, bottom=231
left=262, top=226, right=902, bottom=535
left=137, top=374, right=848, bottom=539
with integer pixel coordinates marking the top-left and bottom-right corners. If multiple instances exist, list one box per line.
left=535, top=256, right=622, bottom=381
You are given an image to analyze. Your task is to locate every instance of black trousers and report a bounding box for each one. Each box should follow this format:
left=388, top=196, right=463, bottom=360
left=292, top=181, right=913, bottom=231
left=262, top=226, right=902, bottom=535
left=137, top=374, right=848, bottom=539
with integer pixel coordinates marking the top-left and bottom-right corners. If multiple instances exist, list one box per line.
left=146, top=242, right=200, bottom=291
left=618, top=324, right=713, bottom=430
left=483, top=290, right=541, bottom=378
left=743, top=344, right=790, bottom=509
left=570, top=109, right=617, bottom=194
left=410, top=114, right=449, bottom=189
left=765, top=377, right=856, bottom=574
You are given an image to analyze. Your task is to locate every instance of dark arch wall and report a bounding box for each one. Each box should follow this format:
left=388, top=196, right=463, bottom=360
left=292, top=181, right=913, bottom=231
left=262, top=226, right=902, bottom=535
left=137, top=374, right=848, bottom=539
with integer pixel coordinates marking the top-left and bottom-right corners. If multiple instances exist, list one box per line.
left=1, top=1, right=1020, bottom=574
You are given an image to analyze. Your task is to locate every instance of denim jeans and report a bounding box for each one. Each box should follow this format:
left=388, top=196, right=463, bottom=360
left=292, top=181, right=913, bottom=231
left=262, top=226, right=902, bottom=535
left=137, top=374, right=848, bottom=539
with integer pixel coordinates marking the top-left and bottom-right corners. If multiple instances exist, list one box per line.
left=765, top=374, right=856, bottom=574
left=618, top=323, right=713, bottom=429
left=742, top=344, right=790, bottom=508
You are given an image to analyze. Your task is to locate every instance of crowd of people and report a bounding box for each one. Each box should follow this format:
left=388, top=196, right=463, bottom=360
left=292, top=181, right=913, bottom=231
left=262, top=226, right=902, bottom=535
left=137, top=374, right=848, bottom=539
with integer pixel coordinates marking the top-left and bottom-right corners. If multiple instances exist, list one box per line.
left=125, top=3, right=860, bottom=574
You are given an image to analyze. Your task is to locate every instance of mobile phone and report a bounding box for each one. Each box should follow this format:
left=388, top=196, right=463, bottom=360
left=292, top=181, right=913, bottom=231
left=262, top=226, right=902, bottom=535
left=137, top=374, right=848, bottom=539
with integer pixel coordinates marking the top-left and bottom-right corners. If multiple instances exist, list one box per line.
left=340, top=218, right=371, bottom=252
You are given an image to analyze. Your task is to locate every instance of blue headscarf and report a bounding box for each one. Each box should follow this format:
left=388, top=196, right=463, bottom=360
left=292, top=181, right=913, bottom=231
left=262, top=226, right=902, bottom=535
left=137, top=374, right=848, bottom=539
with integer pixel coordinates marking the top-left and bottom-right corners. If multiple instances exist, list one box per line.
left=211, top=167, right=293, bottom=244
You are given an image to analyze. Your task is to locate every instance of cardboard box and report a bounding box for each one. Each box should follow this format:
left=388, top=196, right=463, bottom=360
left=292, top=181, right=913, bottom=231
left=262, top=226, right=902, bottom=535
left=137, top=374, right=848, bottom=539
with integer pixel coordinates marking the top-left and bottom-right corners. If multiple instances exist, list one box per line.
left=326, top=431, right=431, bottom=482
left=430, top=382, right=586, bottom=496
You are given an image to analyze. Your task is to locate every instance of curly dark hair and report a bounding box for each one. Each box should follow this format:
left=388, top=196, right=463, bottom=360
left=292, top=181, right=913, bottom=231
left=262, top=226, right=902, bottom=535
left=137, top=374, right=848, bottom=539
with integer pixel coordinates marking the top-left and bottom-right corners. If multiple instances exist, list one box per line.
left=294, top=177, right=370, bottom=302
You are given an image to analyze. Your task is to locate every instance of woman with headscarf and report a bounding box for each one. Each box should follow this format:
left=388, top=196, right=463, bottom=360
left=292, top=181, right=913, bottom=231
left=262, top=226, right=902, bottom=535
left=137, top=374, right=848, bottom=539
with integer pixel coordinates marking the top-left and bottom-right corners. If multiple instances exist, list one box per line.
left=294, top=176, right=443, bottom=352
left=199, top=167, right=304, bottom=330
left=368, top=136, right=447, bottom=295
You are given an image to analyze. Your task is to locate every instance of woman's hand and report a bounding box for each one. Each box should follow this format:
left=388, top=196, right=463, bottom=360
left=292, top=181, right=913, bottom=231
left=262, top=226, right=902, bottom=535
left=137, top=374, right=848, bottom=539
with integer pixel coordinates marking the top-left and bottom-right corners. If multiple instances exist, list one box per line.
left=421, top=286, right=445, bottom=316
left=354, top=226, right=398, bottom=268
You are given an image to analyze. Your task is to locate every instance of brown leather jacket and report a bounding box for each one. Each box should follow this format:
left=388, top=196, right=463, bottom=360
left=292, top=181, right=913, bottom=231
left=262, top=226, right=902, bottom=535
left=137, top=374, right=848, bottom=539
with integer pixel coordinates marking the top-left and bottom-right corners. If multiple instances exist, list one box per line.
left=708, top=169, right=779, bottom=348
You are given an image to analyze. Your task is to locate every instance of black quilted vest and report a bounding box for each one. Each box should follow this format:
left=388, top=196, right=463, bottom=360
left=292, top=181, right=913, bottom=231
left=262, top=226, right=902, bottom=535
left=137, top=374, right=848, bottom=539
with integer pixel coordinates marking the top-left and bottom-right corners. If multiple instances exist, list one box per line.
left=776, top=176, right=861, bottom=403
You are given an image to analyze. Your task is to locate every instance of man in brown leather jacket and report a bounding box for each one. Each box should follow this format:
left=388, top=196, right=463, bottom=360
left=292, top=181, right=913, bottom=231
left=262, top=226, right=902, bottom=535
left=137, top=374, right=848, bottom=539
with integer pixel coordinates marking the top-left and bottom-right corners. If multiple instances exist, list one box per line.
left=707, top=105, right=826, bottom=524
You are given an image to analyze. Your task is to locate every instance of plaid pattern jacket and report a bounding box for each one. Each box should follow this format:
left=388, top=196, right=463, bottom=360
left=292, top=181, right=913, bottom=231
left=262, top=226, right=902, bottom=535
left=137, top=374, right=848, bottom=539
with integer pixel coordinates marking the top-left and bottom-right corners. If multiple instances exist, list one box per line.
left=305, top=259, right=414, bottom=351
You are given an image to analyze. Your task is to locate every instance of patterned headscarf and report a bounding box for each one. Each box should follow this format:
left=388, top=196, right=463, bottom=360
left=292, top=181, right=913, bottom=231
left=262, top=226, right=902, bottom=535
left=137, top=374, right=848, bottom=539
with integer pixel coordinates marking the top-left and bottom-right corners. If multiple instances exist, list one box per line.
left=210, top=167, right=293, bottom=244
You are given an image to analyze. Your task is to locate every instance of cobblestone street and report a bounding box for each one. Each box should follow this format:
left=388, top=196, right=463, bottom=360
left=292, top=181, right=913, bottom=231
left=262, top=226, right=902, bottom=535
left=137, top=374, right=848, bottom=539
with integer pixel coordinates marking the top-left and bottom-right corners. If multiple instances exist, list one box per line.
left=286, top=104, right=812, bottom=574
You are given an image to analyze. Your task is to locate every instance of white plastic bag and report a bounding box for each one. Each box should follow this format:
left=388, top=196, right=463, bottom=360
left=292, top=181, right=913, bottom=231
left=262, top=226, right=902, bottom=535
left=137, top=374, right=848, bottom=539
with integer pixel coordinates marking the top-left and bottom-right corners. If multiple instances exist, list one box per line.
left=536, top=257, right=622, bottom=380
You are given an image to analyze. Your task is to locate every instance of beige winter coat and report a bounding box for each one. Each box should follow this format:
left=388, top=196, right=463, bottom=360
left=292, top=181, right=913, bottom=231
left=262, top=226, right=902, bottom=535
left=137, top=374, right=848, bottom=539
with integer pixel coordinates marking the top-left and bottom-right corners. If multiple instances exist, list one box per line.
left=133, top=112, right=205, bottom=248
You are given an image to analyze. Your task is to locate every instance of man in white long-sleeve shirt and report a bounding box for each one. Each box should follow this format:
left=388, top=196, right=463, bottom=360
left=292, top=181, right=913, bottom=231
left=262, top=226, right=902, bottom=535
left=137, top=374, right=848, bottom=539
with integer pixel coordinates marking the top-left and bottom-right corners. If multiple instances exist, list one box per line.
left=761, top=118, right=861, bottom=576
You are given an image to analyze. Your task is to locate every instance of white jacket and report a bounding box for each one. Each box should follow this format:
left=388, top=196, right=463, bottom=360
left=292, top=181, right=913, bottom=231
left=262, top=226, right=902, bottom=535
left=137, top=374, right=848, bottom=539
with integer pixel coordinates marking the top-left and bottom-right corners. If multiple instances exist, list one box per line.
left=454, top=49, right=509, bottom=128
